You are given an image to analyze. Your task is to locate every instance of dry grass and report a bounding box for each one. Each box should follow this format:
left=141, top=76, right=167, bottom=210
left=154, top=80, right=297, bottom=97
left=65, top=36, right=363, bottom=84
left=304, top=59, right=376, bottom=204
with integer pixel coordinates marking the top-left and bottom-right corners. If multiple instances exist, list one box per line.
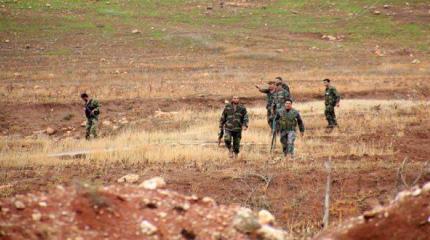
left=1, top=99, right=427, bottom=168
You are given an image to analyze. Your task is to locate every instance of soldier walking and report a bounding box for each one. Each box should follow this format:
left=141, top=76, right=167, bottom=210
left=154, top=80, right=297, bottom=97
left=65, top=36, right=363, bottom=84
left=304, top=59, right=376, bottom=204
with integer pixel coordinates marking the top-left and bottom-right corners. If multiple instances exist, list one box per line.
left=323, top=79, right=340, bottom=129
left=219, top=96, right=249, bottom=158
left=276, top=99, right=305, bottom=161
left=274, top=76, right=290, bottom=96
left=81, top=93, right=100, bottom=140
left=256, top=81, right=276, bottom=128
left=271, top=79, right=292, bottom=119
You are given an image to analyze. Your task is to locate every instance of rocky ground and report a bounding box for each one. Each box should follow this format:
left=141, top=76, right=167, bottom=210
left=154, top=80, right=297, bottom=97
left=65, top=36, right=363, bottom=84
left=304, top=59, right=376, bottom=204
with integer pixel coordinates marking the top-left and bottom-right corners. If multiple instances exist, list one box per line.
left=2, top=176, right=430, bottom=240
left=0, top=176, right=286, bottom=240
left=316, top=182, right=430, bottom=240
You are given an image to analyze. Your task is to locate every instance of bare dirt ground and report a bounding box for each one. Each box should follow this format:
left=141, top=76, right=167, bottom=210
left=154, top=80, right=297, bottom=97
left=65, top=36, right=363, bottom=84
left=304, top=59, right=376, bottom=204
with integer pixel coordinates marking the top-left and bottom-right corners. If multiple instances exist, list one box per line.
left=1, top=0, right=430, bottom=239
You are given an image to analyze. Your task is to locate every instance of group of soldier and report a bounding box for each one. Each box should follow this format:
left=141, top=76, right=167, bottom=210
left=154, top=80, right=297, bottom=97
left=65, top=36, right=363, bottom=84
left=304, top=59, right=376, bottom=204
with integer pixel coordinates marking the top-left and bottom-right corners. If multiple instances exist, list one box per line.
left=218, top=77, right=340, bottom=161
left=80, top=77, right=340, bottom=161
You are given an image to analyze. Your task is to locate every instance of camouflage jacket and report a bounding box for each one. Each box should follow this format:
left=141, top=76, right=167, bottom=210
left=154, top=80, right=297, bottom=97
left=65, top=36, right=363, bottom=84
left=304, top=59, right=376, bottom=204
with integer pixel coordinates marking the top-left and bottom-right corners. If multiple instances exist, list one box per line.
left=259, top=83, right=290, bottom=109
left=84, top=99, right=100, bottom=119
left=219, top=103, right=249, bottom=132
left=258, top=89, right=275, bottom=109
left=276, top=108, right=305, bottom=132
left=272, top=88, right=291, bottom=113
left=325, top=86, right=340, bottom=106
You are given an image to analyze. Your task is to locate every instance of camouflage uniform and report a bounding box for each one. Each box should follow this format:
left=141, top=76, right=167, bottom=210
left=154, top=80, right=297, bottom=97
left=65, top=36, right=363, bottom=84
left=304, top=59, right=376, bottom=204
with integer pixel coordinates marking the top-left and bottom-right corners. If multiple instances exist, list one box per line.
left=324, top=86, right=340, bottom=128
left=271, top=88, right=291, bottom=116
left=84, top=99, right=100, bottom=139
left=259, top=83, right=290, bottom=127
left=258, top=88, right=275, bottom=127
left=219, top=103, right=249, bottom=154
left=277, top=108, right=304, bottom=156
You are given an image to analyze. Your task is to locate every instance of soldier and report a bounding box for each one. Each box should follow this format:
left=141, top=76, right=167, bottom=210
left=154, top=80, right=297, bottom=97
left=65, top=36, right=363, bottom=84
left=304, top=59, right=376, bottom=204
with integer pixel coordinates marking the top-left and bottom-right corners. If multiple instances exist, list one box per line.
left=276, top=99, right=304, bottom=161
left=274, top=76, right=290, bottom=96
left=81, top=93, right=100, bottom=140
left=219, top=96, right=249, bottom=158
left=255, top=81, right=276, bottom=127
left=323, top=79, right=340, bottom=129
left=271, top=80, right=292, bottom=117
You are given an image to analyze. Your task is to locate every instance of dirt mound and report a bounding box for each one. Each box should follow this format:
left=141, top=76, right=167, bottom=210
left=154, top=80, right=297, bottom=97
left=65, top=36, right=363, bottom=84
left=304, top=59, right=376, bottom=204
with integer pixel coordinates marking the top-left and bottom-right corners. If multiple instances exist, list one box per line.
left=315, top=182, right=430, bottom=240
left=0, top=177, right=286, bottom=240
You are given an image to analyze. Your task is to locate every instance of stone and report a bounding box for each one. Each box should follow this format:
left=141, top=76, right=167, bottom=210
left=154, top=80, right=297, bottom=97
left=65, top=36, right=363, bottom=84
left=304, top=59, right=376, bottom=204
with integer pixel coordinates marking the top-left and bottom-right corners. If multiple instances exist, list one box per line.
left=373, top=10, right=381, bottom=15
left=321, top=35, right=337, bottom=41
left=232, top=208, right=261, bottom=233
left=132, top=29, right=141, bottom=34
left=411, top=59, right=420, bottom=64
left=117, top=174, right=140, bottom=184
left=256, top=225, right=286, bottom=240
left=258, top=209, right=275, bottom=225
left=46, top=3, right=51, bottom=7
left=14, top=200, right=25, bottom=210
left=422, top=182, right=430, bottom=192
left=140, top=220, right=158, bottom=235
left=32, top=212, right=42, bottom=221
left=383, top=4, right=389, bottom=9
left=46, top=127, right=56, bottom=135
left=395, top=190, right=411, bottom=202
left=139, top=177, right=166, bottom=190
left=81, top=121, right=86, bottom=127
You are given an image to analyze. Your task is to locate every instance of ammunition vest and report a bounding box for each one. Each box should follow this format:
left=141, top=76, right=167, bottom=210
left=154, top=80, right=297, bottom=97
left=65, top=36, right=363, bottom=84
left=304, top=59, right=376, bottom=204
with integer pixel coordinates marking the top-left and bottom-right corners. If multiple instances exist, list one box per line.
left=279, top=109, right=299, bottom=131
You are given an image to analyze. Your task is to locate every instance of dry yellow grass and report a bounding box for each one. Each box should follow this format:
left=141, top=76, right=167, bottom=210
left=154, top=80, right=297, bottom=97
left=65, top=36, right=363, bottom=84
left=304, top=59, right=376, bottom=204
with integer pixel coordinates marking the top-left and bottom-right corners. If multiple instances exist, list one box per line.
left=1, top=99, right=427, bottom=168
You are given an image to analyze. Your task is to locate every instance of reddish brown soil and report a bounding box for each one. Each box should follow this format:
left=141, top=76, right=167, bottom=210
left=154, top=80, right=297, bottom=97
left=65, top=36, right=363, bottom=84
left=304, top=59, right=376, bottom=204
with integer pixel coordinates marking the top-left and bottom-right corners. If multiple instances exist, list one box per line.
left=0, top=183, right=255, bottom=240
left=315, top=183, right=430, bottom=240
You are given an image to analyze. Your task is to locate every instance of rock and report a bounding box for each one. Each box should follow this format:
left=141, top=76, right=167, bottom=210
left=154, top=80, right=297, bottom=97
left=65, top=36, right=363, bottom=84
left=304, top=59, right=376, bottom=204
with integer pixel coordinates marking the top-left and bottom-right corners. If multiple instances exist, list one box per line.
left=139, top=177, right=166, bottom=190
left=373, top=10, right=381, bottom=15
left=117, top=174, right=140, bottom=184
left=411, top=188, right=422, bottom=197
left=422, top=182, right=430, bottom=192
left=81, top=121, right=86, bottom=127
left=4, top=39, right=9, bottom=43
left=32, top=212, right=42, bottom=221
left=395, top=190, right=411, bottom=202
left=102, top=120, right=112, bottom=126
left=411, top=59, right=420, bottom=64
left=46, top=3, right=51, bottom=7
left=256, top=225, right=286, bottom=240
left=14, top=201, right=25, bottom=210
left=321, top=35, right=337, bottom=41
left=258, top=209, right=275, bottom=225
left=46, top=127, right=56, bottom=135
left=132, top=29, right=141, bottom=34
left=140, top=220, right=158, bottom=235
left=383, top=4, right=389, bottom=9
left=232, top=208, right=261, bottom=233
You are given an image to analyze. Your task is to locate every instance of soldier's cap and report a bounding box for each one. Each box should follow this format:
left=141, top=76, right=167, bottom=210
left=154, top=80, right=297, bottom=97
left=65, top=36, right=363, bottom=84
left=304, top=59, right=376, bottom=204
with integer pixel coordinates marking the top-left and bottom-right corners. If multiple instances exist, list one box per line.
left=275, top=76, right=283, bottom=81
left=80, top=93, right=89, bottom=98
left=323, top=78, right=331, bottom=82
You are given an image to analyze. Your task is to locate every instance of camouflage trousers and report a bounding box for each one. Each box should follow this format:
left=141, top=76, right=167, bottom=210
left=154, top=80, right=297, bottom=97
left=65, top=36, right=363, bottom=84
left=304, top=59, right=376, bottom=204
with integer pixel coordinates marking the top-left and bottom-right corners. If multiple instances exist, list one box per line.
left=324, top=105, right=337, bottom=127
left=85, top=118, right=98, bottom=139
left=280, top=131, right=296, bottom=156
left=224, top=130, right=242, bottom=154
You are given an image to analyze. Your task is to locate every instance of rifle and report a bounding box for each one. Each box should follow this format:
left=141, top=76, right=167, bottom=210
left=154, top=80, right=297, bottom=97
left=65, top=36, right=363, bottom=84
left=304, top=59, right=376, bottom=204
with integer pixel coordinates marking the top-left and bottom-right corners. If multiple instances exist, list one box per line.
left=218, top=128, right=224, bottom=146
left=270, top=113, right=278, bottom=154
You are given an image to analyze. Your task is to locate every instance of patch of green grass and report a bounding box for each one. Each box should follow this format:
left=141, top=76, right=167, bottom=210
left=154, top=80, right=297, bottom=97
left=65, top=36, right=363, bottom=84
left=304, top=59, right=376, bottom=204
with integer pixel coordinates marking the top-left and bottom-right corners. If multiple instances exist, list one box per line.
left=46, top=48, right=72, bottom=56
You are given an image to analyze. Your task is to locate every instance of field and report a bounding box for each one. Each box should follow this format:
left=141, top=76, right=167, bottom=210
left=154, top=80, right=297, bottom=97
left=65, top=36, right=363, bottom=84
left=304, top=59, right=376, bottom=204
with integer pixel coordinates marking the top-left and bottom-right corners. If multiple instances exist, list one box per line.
left=1, top=0, right=430, bottom=239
